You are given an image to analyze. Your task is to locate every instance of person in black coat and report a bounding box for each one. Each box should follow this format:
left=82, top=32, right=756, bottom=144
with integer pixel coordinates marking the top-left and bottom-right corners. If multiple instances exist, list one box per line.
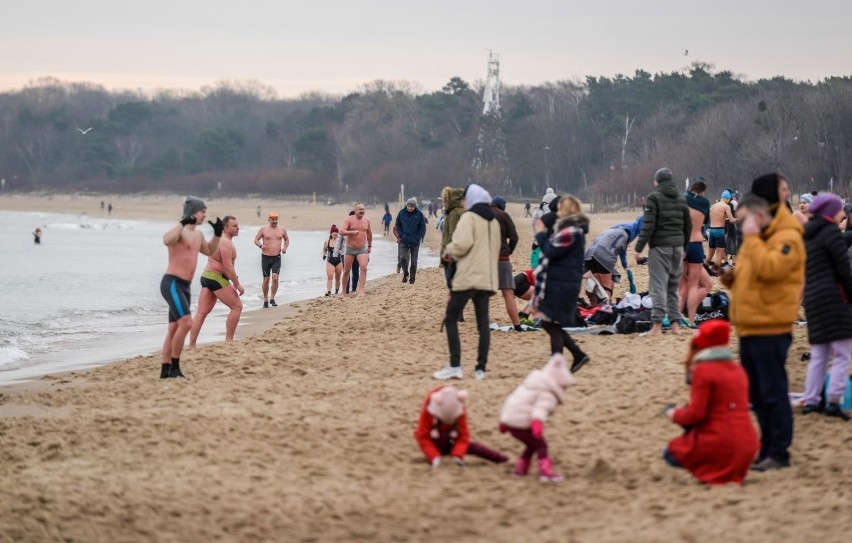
left=530, top=195, right=590, bottom=373
left=802, top=193, right=852, bottom=420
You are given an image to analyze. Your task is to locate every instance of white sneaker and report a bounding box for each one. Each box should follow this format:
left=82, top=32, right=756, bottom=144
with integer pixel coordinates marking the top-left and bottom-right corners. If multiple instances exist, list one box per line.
left=433, top=366, right=463, bottom=380
left=474, top=369, right=486, bottom=381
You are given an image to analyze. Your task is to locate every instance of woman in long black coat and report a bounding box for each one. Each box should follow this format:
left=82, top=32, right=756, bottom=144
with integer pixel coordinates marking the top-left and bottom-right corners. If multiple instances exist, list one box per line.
left=802, top=193, right=852, bottom=419
left=531, top=195, right=590, bottom=373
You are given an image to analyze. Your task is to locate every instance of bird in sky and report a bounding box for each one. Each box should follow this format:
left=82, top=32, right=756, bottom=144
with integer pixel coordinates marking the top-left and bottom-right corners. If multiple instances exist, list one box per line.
left=683, top=49, right=689, bottom=56
left=76, top=126, right=93, bottom=135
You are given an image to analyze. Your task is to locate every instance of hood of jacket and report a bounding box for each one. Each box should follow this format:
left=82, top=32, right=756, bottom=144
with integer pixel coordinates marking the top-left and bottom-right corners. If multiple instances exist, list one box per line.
left=523, top=369, right=566, bottom=404
left=444, top=187, right=465, bottom=214
left=656, top=179, right=681, bottom=198
left=465, top=183, right=492, bottom=210
left=613, top=215, right=644, bottom=244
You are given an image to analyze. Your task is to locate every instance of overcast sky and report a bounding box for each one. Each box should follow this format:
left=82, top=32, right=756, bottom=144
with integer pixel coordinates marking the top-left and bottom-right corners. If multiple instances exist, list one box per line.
left=2, top=0, right=851, bottom=96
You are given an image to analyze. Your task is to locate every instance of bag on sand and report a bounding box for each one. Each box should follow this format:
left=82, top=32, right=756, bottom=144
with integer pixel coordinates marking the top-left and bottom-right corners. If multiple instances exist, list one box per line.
left=693, top=291, right=729, bottom=325
left=614, top=309, right=653, bottom=334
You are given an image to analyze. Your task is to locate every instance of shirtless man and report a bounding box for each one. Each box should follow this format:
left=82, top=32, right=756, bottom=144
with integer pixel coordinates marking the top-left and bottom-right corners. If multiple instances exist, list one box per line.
left=254, top=211, right=289, bottom=308
left=707, top=190, right=735, bottom=269
left=160, top=196, right=222, bottom=379
left=681, top=181, right=714, bottom=326
left=189, top=215, right=244, bottom=347
left=339, top=202, right=372, bottom=297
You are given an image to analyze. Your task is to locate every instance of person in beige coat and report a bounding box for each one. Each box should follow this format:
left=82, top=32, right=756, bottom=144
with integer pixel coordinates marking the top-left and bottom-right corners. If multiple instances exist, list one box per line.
left=433, top=184, right=501, bottom=381
left=498, top=353, right=575, bottom=481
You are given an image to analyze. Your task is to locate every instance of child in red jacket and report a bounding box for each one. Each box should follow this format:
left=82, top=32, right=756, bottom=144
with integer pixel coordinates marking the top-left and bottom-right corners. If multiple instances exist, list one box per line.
left=414, top=386, right=508, bottom=468
left=663, top=320, right=760, bottom=484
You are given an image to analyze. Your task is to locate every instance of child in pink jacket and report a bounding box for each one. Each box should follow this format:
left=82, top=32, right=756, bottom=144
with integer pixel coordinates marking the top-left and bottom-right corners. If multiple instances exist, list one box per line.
left=499, top=353, right=575, bottom=481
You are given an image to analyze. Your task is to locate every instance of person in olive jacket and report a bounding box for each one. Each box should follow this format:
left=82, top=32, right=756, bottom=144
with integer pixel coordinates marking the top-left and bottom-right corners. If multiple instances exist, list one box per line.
left=801, top=193, right=852, bottom=420
left=633, top=167, right=692, bottom=336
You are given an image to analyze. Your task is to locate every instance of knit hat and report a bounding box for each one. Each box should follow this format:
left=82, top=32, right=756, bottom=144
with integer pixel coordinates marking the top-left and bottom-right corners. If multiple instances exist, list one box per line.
left=406, top=197, right=417, bottom=207
left=464, top=183, right=492, bottom=210
left=751, top=173, right=781, bottom=204
left=492, top=196, right=507, bottom=210
left=654, top=168, right=673, bottom=183
left=330, top=224, right=339, bottom=234
left=808, top=193, right=843, bottom=219
left=692, top=320, right=730, bottom=351
left=542, top=353, right=575, bottom=389
left=182, top=196, right=206, bottom=219
left=426, top=386, right=468, bottom=423
left=542, top=187, right=557, bottom=206
left=721, top=190, right=732, bottom=200
left=268, top=211, right=279, bottom=220
left=800, top=193, right=815, bottom=205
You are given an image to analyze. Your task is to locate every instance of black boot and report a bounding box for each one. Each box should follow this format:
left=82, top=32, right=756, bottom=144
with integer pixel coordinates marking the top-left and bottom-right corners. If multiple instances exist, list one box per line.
left=160, top=364, right=171, bottom=379
left=169, top=359, right=187, bottom=379
left=825, top=403, right=850, bottom=421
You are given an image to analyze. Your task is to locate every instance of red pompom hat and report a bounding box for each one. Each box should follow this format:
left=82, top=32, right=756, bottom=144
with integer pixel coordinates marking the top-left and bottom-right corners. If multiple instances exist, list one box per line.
left=692, top=320, right=730, bottom=351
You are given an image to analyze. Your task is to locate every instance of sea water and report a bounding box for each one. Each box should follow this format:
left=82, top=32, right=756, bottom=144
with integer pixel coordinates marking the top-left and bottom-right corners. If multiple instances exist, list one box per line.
left=0, top=211, right=436, bottom=384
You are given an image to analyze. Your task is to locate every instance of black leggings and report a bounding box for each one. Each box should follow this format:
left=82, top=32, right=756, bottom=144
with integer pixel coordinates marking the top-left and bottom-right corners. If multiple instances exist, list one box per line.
left=542, top=321, right=585, bottom=362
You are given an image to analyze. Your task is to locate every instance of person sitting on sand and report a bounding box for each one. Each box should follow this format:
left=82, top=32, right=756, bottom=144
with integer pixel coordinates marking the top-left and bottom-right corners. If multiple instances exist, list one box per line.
left=663, top=320, right=759, bottom=485
left=499, top=353, right=575, bottom=482
left=414, top=386, right=508, bottom=468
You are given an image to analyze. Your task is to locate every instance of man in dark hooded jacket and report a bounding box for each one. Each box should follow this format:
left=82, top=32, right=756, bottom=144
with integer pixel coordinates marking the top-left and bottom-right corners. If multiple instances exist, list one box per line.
left=634, top=167, right=692, bottom=336
left=395, top=197, right=427, bottom=284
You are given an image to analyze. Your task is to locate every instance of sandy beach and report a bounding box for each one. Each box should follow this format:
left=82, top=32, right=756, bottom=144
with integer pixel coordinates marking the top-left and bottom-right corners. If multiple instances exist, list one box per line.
left=0, top=193, right=848, bottom=542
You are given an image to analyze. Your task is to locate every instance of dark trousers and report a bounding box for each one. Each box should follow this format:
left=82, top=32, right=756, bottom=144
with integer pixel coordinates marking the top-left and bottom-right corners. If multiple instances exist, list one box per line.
left=400, top=243, right=420, bottom=282
left=541, top=321, right=586, bottom=363
left=346, top=262, right=360, bottom=294
left=739, top=334, right=793, bottom=464
left=445, top=290, right=491, bottom=371
left=508, top=427, right=549, bottom=460
left=432, top=429, right=508, bottom=463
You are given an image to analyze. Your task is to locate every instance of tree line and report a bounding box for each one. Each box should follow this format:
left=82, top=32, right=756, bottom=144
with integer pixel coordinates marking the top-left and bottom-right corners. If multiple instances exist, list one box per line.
left=2, top=63, right=851, bottom=203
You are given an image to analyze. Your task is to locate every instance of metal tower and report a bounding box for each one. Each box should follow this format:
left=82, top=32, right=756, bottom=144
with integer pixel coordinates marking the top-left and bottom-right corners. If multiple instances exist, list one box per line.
left=482, top=51, right=501, bottom=116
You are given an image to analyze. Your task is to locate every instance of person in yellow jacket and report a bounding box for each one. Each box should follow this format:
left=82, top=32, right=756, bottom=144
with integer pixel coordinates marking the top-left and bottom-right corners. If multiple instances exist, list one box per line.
left=720, top=174, right=804, bottom=471
left=434, top=183, right=502, bottom=381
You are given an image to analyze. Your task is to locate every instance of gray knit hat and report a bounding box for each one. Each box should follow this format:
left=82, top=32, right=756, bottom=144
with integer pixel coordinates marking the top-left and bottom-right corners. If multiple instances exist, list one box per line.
left=654, top=168, right=673, bottom=183
left=182, top=195, right=206, bottom=219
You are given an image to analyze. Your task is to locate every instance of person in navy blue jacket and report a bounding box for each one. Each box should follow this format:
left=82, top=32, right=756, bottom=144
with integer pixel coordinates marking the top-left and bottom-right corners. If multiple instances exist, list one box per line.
left=395, top=198, right=427, bottom=284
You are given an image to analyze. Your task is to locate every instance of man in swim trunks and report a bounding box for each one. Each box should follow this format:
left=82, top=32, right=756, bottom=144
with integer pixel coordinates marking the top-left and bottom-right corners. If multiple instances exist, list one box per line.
left=254, top=211, right=289, bottom=308
left=189, top=215, right=244, bottom=347
left=707, top=190, right=735, bottom=270
left=160, top=195, right=223, bottom=379
left=682, top=181, right=713, bottom=326
left=339, top=202, right=372, bottom=297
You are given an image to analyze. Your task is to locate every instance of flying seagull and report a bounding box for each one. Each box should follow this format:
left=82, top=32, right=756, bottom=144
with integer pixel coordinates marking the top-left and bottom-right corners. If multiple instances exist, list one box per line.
left=76, top=126, right=93, bottom=135
left=683, top=49, right=689, bottom=57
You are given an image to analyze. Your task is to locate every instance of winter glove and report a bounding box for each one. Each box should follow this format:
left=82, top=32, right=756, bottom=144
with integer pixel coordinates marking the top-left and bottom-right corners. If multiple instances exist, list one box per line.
left=452, top=456, right=465, bottom=467
left=531, top=419, right=544, bottom=439
left=431, top=457, right=442, bottom=469
left=322, top=255, right=326, bottom=260
left=208, top=217, right=224, bottom=237
left=180, top=216, right=196, bottom=226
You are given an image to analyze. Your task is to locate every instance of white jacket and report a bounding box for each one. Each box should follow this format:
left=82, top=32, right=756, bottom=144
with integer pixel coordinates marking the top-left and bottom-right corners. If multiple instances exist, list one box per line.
left=499, top=354, right=574, bottom=428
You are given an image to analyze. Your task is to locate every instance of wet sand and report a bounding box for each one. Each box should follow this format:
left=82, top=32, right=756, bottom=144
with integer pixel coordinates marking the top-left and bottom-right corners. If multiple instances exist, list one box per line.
left=0, top=194, right=846, bottom=542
